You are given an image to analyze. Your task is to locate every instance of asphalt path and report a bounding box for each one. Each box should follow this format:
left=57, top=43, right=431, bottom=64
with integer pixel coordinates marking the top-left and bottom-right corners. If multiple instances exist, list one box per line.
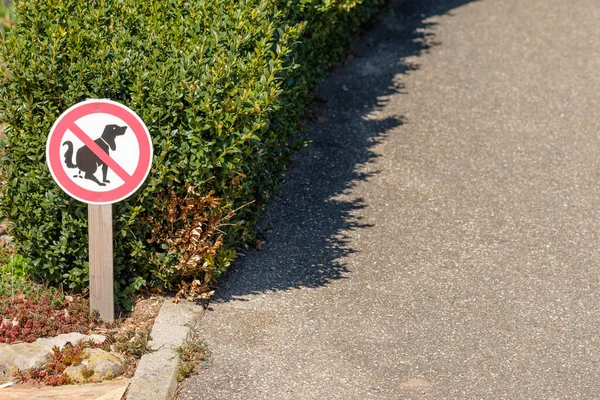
left=179, top=0, right=600, bottom=398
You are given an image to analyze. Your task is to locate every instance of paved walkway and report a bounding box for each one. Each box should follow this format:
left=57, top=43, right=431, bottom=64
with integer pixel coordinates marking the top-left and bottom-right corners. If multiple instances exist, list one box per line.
left=180, top=0, right=600, bottom=398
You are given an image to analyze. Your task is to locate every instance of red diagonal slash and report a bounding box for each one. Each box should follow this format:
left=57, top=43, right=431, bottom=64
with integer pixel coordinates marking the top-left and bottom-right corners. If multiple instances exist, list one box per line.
left=67, top=122, right=131, bottom=183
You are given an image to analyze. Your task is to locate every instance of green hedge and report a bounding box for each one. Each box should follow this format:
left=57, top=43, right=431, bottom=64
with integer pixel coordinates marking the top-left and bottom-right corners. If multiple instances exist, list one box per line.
left=0, top=0, right=382, bottom=302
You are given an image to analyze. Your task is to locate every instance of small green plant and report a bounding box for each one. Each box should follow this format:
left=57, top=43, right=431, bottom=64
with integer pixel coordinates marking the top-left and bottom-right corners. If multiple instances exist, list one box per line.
left=115, top=276, right=147, bottom=312
left=175, top=326, right=211, bottom=381
left=105, top=326, right=153, bottom=359
left=0, top=251, right=34, bottom=299
left=0, top=253, right=29, bottom=279
left=81, top=365, right=95, bottom=381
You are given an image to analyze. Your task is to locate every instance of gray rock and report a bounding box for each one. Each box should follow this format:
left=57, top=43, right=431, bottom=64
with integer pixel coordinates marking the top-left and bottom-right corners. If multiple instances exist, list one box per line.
left=0, top=333, right=106, bottom=384
left=63, top=364, right=87, bottom=382
left=87, top=350, right=125, bottom=381
left=63, top=349, right=125, bottom=383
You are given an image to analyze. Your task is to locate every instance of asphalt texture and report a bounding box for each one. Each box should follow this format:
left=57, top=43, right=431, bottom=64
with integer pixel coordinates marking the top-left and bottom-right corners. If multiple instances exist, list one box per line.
left=179, top=0, right=600, bottom=398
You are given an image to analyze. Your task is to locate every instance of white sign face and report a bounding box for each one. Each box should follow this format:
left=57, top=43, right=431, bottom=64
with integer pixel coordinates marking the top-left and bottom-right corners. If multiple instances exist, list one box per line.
left=46, top=99, right=153, bottom=205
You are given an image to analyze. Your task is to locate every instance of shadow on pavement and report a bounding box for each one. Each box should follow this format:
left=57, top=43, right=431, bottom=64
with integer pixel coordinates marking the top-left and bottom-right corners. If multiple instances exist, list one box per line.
left=212, top=0, right=477, bottom=302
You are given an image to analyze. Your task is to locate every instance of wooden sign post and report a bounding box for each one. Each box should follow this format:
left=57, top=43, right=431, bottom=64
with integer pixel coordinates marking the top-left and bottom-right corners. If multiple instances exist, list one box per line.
left=88, top=204, right=114, bottom=321
left=46, top=99, right=153, bottom=323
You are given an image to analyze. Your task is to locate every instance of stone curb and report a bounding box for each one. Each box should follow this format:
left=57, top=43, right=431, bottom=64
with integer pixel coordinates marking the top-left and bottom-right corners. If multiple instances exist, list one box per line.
left=125, top=298, right=204, bottom=400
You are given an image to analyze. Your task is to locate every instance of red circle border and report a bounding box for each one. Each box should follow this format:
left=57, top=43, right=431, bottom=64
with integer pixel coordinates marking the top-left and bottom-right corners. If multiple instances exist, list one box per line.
left=46, top=99, right=153, bottom=205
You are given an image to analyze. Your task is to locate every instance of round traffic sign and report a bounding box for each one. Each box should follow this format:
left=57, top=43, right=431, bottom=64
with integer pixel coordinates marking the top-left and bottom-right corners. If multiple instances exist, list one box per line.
left=46, top=99, right=153, bottom=205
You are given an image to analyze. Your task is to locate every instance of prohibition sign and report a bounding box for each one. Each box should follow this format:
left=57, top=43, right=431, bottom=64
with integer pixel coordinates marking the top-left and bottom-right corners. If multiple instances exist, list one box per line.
left=46, top=99, right=152, bottom=205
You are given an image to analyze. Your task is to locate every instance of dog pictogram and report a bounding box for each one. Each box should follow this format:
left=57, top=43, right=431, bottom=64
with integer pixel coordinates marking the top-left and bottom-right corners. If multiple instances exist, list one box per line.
left=62, top=124, right=127, bottom=186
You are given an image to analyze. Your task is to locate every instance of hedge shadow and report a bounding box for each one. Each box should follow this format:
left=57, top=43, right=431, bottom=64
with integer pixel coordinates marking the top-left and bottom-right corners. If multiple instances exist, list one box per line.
left=212, top=0, right=478, bottom=302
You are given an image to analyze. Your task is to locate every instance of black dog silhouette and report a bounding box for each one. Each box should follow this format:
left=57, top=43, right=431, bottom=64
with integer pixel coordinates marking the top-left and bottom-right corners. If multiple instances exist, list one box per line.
left=63, top=124, right=127, bottom=186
